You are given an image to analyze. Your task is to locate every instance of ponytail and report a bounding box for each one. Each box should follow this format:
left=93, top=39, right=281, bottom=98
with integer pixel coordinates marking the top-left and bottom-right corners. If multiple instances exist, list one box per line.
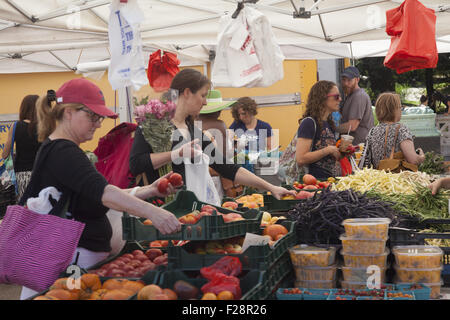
left=36, top=90, right=82, bottom=142
left=36, top=94, right=56, bottom=142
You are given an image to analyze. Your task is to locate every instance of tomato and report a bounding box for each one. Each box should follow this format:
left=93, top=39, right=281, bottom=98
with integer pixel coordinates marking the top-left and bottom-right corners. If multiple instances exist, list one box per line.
left=150, top=241, right=162, bottom=247
left=157, top=178, right=169, bottom=193
left=169, top=173, right=183, bottom=187
left=302, top=174, right=317, bottom=185
left=321, top=181, right=331, bottom=188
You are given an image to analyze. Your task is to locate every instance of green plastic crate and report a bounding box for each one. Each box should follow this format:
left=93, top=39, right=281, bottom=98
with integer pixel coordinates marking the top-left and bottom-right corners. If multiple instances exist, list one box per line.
left=262, top=192, right=315, bottom=213
left=86, top=241, right=148, bottom=271
left=156, top=253, right=292, bottom=300
left=122, top=190, right=262, bottom=241
left=243, top=253, right=293, bottom=300
left=166, top=221, right=296, bottom=270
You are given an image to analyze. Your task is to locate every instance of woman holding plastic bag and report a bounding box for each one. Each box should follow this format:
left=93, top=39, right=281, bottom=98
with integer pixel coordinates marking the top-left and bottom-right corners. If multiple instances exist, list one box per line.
left=129, top=69, right=295, bottom=204
left=14, top=78, right=181, bottom=299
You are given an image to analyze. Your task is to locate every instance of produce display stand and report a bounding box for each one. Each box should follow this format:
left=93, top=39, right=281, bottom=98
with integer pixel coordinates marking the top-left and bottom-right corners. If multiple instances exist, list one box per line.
left=262, top=190, right=317, bottom=213
left=85, top=241, right=152, bottom=271
left=166, top=220, right=296, bottom=270
left=156, top=253, right=293, bottom=300
left=27, top=270, right=161, bottom=300
left=122, top=190, right=262, bottom=241
left=389, top=225, right=450, bottom=285
left=26, top=168, right=450, bottom=301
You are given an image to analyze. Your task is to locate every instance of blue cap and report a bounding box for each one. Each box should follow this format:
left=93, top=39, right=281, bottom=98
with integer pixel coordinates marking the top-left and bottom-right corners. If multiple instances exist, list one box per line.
left=341, top=66, right=360, bottom=79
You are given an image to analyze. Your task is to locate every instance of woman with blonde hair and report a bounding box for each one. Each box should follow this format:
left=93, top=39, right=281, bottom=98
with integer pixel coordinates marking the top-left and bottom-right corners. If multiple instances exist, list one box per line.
left=19, top=78, right=181, bottom=299
left=295, top=80, right=342, bottom=180
left=362, top=92, right=425, bottom=169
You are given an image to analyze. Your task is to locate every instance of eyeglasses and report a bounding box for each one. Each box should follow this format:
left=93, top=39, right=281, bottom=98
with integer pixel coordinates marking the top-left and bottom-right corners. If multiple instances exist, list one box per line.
left=327, top=94, right=341, bottom=100
left=78, top=107, right=105, bottom=124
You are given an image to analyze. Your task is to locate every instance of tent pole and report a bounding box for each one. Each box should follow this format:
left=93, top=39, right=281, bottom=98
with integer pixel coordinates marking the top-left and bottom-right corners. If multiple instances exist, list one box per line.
left=349, top=42, right=355, bottom=66
left=118, top=86, right=134, bottom=124
left=140, top=15, right=221, bottom=33
left=35, top=0, right=110, bottom=23
left=331, top=24, right=387, bottom=41
left=6, top=0, right=34, bottom=22
left=48, top=51, right=75, bottom=71
left=291, top=44, right=351, bottom=58
left=311, top=0, right=389, bottom=16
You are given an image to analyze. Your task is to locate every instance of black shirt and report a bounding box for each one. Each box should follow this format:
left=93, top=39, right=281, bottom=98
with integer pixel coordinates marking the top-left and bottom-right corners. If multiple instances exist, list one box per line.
left=129, top=121, right=240, bottom=185
left=20, top=138, right=112, bottom=252
left=14, top=121, right=41, bottom=172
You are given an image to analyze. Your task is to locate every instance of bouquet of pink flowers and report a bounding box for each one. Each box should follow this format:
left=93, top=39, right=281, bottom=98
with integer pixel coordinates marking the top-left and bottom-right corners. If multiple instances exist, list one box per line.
left=133, top=92, right=178, bottom=201
left=134, top=99, right=176, bottom=125
left=133, top=96, right=177, bottom=154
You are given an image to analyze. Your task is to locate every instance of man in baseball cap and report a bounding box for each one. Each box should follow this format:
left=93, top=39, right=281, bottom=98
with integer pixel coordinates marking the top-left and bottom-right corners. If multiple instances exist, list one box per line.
left=338, top=66, right=374, bottom=145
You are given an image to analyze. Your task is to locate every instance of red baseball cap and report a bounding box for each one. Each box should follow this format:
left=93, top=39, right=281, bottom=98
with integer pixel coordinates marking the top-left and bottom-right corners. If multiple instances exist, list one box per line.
left=56, top=78, right=118, bottom=119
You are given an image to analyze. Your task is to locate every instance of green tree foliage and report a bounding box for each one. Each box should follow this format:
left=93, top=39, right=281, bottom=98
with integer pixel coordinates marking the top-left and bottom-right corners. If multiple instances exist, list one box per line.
left=356, top=53, right=450, bottom=103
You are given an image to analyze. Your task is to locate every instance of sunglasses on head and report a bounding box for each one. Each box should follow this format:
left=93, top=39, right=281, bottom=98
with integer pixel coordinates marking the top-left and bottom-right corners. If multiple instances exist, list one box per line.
left=327, top=93, right=341, bottom=100
left=78, top=107, right=105, bottom=123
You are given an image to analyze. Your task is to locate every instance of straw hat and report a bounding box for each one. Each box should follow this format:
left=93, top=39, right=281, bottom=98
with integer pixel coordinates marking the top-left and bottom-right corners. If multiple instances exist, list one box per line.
left=200, top=90, right=236, bottom=114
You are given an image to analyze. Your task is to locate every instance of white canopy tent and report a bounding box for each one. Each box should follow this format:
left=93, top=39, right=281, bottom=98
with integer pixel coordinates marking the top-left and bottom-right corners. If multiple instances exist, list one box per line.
left=0, top=0, right=449, bottom=74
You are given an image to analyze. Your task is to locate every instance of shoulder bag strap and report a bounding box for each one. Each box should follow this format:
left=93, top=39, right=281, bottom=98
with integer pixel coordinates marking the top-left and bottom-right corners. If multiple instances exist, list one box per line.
left=303, top=117, right=317, bottom=152
left=301, top=117, right=317, bottom=175
left=10, top=121, right=17, bottom=159
left=388, top=124, right=401, bottom=159
left=383, top=125, right=390, bottom=159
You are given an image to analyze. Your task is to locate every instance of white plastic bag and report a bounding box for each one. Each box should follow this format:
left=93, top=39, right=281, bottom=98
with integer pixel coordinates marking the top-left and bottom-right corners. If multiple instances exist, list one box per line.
left=106, top=186, right=140, bottom=257
left=212, top=7, right=284, bottom=88
left=108, top=0, right=148, bottom=90
left=245, top=7, right=285, bottom=87
left=26, top=187, right=62, bottom=215
left=212, top=12, right=262, bottom=88
left=184, top=154, right=221, bottom=206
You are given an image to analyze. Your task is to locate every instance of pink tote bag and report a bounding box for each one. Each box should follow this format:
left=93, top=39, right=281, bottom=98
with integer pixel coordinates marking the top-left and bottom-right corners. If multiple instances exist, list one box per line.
left=0, top=205, right=85, bottom=292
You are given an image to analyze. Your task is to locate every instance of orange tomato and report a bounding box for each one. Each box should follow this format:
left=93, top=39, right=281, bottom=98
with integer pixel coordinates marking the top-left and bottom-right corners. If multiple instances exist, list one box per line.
left=201, top=292, right=218, bottom=300
left=217, top=291, right=234, bottom=300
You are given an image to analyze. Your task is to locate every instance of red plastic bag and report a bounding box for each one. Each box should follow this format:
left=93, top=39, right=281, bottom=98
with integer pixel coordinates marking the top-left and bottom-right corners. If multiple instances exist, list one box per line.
left=147, top=50, right=180, bottom=92
left=340, top=157, right=352, bottom=176
left=384, top=0, right=438, bottom=74
left=94, top=122, right=137, bottom=188
left=200, top=256, right=242, bottom=280
left=201, top=273, right=242, bottom=300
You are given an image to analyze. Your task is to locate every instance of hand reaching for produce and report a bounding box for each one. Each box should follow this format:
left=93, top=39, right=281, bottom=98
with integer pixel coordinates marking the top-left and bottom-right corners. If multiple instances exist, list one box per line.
left=270, top=186, right=297, bottom=200
left=429, top=180, right=441, bottom=195
left=428, top=177, right=450, bottom=196
left=149, top=207, right=182, bottom=235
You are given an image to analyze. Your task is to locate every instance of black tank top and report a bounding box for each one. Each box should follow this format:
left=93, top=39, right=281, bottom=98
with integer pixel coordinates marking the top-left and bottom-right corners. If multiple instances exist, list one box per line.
left=14, top=121, right=41, bottom=172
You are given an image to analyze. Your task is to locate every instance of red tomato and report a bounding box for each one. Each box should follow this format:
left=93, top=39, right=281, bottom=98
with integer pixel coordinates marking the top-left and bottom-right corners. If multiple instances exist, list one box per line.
left=169, top=173, right=183, bottom=187
left=157, top=178, right=169, bottom=193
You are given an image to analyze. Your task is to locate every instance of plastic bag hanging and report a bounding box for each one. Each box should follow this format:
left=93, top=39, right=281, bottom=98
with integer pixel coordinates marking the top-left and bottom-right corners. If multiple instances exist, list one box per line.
left=383, top=0, right=438, bottom=74
left=147, top=50, right=180, bottom=92
left=212, top=5, right=284, bottom=88
left=108, top=0, right=148, bottom=90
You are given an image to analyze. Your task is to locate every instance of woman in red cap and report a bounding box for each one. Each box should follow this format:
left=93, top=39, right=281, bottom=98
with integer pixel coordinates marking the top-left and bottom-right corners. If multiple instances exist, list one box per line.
left=19, top=78, right=181, bottom=299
